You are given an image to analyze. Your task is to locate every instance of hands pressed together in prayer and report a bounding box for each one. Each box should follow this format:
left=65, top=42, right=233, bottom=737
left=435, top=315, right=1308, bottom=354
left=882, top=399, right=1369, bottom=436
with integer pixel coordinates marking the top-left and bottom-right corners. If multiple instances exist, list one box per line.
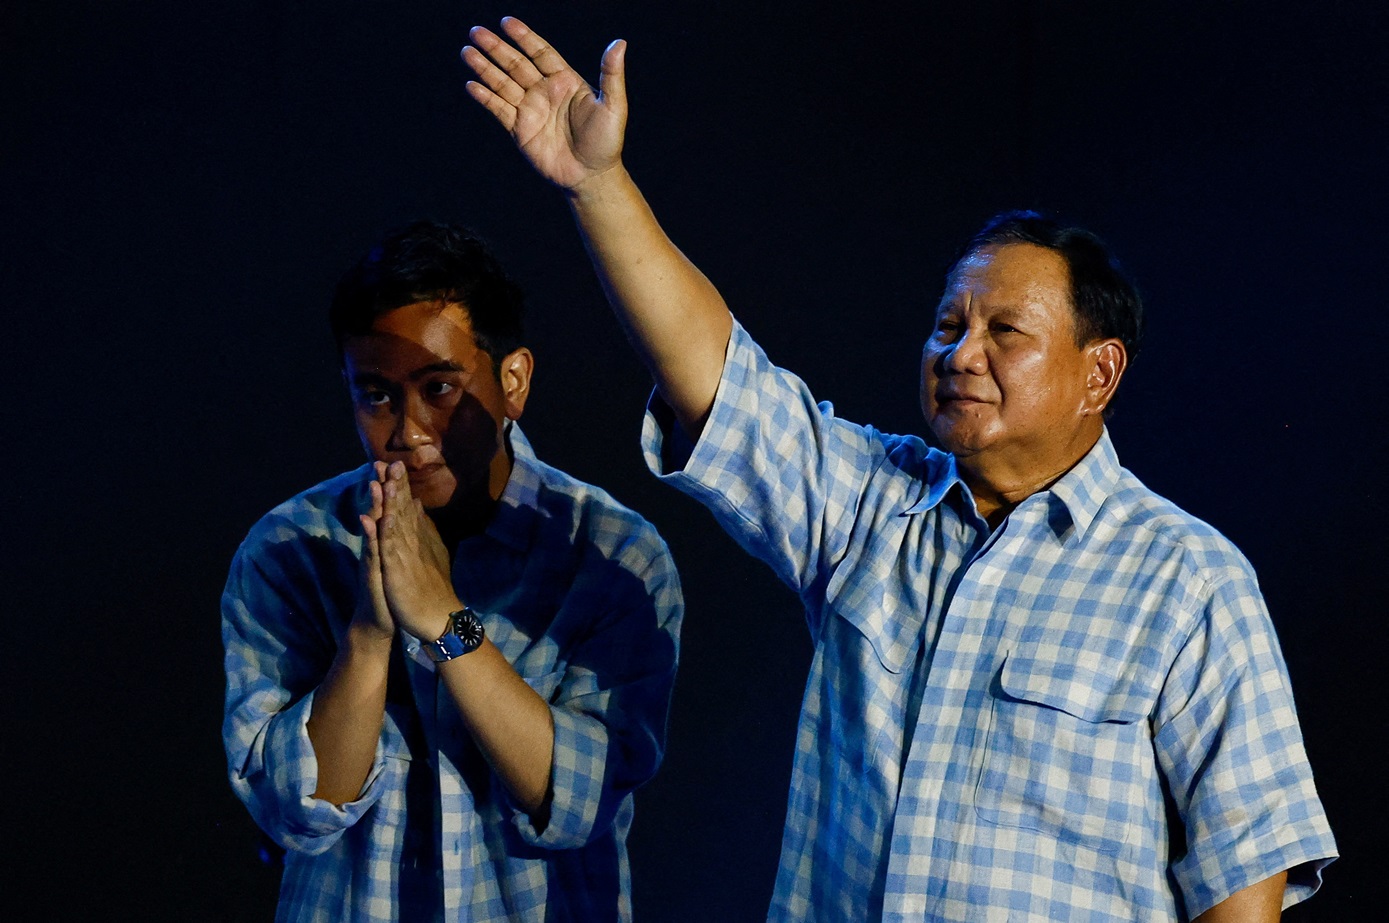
left=300, top=14, right=667, bottom=820
left=319, top=457, right=555, bottom=814
left=356, top=461, right=461, bottom=646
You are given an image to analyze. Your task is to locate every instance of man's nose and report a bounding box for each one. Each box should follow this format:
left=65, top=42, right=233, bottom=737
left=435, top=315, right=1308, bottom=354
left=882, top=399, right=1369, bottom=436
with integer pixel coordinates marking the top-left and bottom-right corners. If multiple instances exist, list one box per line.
left=943, top=328, right=986, bottom=374
left=390, top=399, right=434, bottom=448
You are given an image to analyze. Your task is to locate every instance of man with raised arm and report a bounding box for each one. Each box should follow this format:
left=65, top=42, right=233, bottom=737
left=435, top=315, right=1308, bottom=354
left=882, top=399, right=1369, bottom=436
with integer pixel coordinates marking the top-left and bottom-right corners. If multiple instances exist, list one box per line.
left=462, top=17, right=1337, bottom=923
left=222, top=222, right=683, bottom=922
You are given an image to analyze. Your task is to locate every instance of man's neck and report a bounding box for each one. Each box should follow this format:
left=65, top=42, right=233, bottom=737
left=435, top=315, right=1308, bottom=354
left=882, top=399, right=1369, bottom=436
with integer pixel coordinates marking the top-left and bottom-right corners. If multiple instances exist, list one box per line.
left=429, top=493, right=495, bottom=550
left=958, top=430, right=1101, bottom=530
left=431, top=442, right=516, bottom=550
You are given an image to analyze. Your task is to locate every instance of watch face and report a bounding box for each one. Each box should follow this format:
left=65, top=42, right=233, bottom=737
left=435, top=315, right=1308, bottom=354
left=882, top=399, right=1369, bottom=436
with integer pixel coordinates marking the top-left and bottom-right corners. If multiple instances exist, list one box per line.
left=454, top=610, right=485, bottom=652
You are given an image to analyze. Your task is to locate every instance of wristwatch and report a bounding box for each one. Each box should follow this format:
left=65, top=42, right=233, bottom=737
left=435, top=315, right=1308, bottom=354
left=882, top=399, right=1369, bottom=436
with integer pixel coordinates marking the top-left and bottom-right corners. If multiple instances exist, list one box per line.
left=422, top=606, right=485, bottom=663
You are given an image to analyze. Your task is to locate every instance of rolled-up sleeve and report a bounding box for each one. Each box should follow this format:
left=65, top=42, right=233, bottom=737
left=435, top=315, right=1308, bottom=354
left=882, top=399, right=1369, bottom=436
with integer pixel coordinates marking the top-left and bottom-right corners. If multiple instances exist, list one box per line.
left=221, top=531, right=396, bottom=854
left=504, top=528, right=683, bottom=850
left=509, top=706, right=611, bottom=848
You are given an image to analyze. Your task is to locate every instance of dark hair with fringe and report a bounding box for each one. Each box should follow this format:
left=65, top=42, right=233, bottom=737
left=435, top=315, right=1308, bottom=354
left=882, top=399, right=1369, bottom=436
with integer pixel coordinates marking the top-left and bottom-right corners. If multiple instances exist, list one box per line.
left=329, top=220, right=525, bottom=376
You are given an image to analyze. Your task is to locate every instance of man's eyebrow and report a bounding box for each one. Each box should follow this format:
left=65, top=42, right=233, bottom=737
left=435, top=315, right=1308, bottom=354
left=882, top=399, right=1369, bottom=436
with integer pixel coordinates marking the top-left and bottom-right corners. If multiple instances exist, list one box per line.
left=350, top=370, right=390, bottom=388
left=349, top=361, right=467, bottom=387
left=989, top=305, right=1029, bottom=319
left=408, top=360, right=466, bottom=379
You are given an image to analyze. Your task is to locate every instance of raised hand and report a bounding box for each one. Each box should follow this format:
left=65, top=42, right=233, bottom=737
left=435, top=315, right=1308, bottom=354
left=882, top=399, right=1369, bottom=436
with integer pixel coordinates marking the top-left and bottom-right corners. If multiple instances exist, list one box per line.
left=376, top=462, right=461, bottom=641
left=462, top=17, right=627, bottom=192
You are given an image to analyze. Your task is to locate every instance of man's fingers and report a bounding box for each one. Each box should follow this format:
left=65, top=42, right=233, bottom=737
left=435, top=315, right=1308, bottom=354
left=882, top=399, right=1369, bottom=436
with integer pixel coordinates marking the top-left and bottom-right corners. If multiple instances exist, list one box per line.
left=368, top=478, right=383, bottom=521
left=498, top=16, right=575, bottom=79
left=360, top=513, right=379, bottom=560
left=379, top=461, right=425, bottom=547
left=378, top=465, right=403, bottom=548
left=461, top=45, right=527, bottom=108
left=390, top=462, right=414, bottom=504
left=359, top=514, right=386, bottom=593
left=468, top=24, right=545, bottom=88
left=383, top=461, right=408, bottom=512
left=465, top=80, right=517, bottom=132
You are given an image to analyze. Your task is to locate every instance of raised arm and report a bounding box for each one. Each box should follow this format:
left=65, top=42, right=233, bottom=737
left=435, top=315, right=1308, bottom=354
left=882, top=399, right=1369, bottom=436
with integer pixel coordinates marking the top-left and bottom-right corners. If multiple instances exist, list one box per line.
left=463, top=17, right=732, bottom=436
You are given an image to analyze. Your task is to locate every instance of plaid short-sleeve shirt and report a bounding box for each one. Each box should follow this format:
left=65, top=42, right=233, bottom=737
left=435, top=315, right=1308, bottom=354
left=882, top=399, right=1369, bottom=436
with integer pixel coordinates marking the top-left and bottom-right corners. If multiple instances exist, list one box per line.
left=223, top=425, right=683, bottom=922
left=643, top=320, right=1334, bottom=922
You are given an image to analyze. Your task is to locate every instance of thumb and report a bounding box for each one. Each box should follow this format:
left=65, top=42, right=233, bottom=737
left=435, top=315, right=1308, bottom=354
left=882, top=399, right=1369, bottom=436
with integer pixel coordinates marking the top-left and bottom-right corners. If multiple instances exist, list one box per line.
left=598, top=39, right=628, bottom=117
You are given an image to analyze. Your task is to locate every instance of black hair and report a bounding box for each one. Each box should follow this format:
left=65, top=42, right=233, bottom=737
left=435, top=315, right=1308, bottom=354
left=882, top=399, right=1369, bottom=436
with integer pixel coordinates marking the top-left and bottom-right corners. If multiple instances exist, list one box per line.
left=946, top=210, right=1144, bottom=362
left=329, top=220, right=525, bottom=375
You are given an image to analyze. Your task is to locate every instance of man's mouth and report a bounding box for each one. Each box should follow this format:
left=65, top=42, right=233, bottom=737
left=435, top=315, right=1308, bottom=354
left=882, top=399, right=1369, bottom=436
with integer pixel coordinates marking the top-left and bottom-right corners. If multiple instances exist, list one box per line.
left=937, top=390, right=986, bottom=405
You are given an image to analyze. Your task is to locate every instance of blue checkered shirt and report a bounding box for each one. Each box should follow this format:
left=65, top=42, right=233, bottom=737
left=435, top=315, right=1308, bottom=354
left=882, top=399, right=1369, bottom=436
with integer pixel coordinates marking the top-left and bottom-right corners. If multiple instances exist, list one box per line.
left=642, top=320, right=1335, bottom=922
left=223, top=425, right=683, bottom=922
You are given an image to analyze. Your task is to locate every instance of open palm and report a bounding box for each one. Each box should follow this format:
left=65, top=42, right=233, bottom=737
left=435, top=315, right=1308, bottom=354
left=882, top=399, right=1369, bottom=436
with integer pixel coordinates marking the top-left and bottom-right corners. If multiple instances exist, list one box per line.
left=463, top=18, right=626, bottom=191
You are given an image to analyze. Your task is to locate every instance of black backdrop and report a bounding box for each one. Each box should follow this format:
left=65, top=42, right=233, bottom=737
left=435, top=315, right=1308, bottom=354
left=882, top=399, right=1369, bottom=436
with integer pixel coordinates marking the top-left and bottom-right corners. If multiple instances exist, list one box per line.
left=4, top=2, right=1385, bottom=920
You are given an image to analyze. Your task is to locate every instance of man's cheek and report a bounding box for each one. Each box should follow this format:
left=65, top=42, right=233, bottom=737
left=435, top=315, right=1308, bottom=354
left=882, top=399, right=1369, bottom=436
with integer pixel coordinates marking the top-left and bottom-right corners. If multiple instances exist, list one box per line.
left=358, top=424, right=389, bottom=461
left=416, top=474, right=459, bottom=510
left=444, top=404, right=502, bottom=465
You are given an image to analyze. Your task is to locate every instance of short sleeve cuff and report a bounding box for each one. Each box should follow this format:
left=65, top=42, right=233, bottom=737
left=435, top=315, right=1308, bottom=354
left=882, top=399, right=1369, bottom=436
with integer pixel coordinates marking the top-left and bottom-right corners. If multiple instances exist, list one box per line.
left=640, top=318, right=753, bottom=485
left=1175, top=826, right=1338, bottom=916
left=510, top=707, right=609, bottom=849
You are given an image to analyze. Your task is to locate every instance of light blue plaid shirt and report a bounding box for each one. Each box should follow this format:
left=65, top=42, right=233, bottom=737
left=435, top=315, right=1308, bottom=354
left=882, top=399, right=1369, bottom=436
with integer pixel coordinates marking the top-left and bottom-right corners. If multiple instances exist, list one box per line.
left=223, top=425, right=682, bottom=922
left=642, top=320, right=1335, bottom=922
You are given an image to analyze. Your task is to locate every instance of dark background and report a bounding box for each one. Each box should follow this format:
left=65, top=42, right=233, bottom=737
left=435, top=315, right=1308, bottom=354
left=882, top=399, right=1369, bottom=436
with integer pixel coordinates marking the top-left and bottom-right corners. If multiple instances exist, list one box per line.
left=4, top=1, right=1384, bottom=920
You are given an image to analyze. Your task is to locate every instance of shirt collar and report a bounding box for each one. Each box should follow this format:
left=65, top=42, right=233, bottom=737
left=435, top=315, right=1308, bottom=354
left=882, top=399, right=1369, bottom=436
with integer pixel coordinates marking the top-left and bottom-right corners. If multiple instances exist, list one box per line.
left=900, top=448, right=965, bottom=516
left=1043, top=428, right=1121, bottom=540
left=898, top=428, right=1122, bottom=540
left=485, top=421, right=541, bottom=552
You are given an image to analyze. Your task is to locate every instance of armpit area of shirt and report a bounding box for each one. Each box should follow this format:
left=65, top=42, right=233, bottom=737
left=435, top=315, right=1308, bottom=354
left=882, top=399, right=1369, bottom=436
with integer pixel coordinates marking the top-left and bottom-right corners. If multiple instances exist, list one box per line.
left=643, top=390, right=698, bottom=474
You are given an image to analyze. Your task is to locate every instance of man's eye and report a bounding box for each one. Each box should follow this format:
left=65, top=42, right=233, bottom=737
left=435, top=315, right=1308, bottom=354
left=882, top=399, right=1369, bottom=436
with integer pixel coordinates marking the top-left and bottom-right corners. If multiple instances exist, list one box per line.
left=425, top=380, right=456, bottom=397
left=359, top=390, right=391, bottom=407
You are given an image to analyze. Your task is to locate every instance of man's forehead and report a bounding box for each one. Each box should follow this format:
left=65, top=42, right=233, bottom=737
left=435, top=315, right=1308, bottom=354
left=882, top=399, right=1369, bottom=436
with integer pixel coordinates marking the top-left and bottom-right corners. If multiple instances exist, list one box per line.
left=341, top=301, right=485, bottom=376
left=371, top=298, right=472, bottom=330
left=937, top=243, right=1073, bottom=311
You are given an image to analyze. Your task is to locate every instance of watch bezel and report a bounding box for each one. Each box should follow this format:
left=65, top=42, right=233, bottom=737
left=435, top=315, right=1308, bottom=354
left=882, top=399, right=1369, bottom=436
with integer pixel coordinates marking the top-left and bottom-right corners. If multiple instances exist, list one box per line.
left=450, top=607, right=485, bottom=653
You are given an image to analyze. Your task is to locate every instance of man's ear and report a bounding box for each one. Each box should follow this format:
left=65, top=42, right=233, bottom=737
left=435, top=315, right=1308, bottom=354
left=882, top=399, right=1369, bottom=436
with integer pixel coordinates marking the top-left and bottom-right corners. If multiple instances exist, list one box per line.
left=1082, top=338, right=1127, bottom=416
left=499, top=347, right=534, bottom=420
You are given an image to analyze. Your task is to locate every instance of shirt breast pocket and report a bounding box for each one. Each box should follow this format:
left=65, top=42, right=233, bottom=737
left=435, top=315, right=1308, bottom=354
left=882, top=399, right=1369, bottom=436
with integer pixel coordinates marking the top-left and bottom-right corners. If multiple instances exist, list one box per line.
left=974, top=652, right=1155, bottom=854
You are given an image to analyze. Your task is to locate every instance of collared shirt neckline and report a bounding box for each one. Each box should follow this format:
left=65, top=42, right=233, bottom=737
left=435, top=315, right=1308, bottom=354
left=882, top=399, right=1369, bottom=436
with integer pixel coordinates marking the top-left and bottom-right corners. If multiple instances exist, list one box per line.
left=898, top=428, right=1121, bottom=543
left=483, top=421, right=542, bottom=553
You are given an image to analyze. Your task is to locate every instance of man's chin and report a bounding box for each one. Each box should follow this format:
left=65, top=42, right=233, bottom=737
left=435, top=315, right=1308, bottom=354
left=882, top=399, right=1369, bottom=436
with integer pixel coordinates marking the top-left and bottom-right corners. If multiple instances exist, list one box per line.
left=929, top=421, right=990, bottom=458
left=410, top=480, right=458, bottom=511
